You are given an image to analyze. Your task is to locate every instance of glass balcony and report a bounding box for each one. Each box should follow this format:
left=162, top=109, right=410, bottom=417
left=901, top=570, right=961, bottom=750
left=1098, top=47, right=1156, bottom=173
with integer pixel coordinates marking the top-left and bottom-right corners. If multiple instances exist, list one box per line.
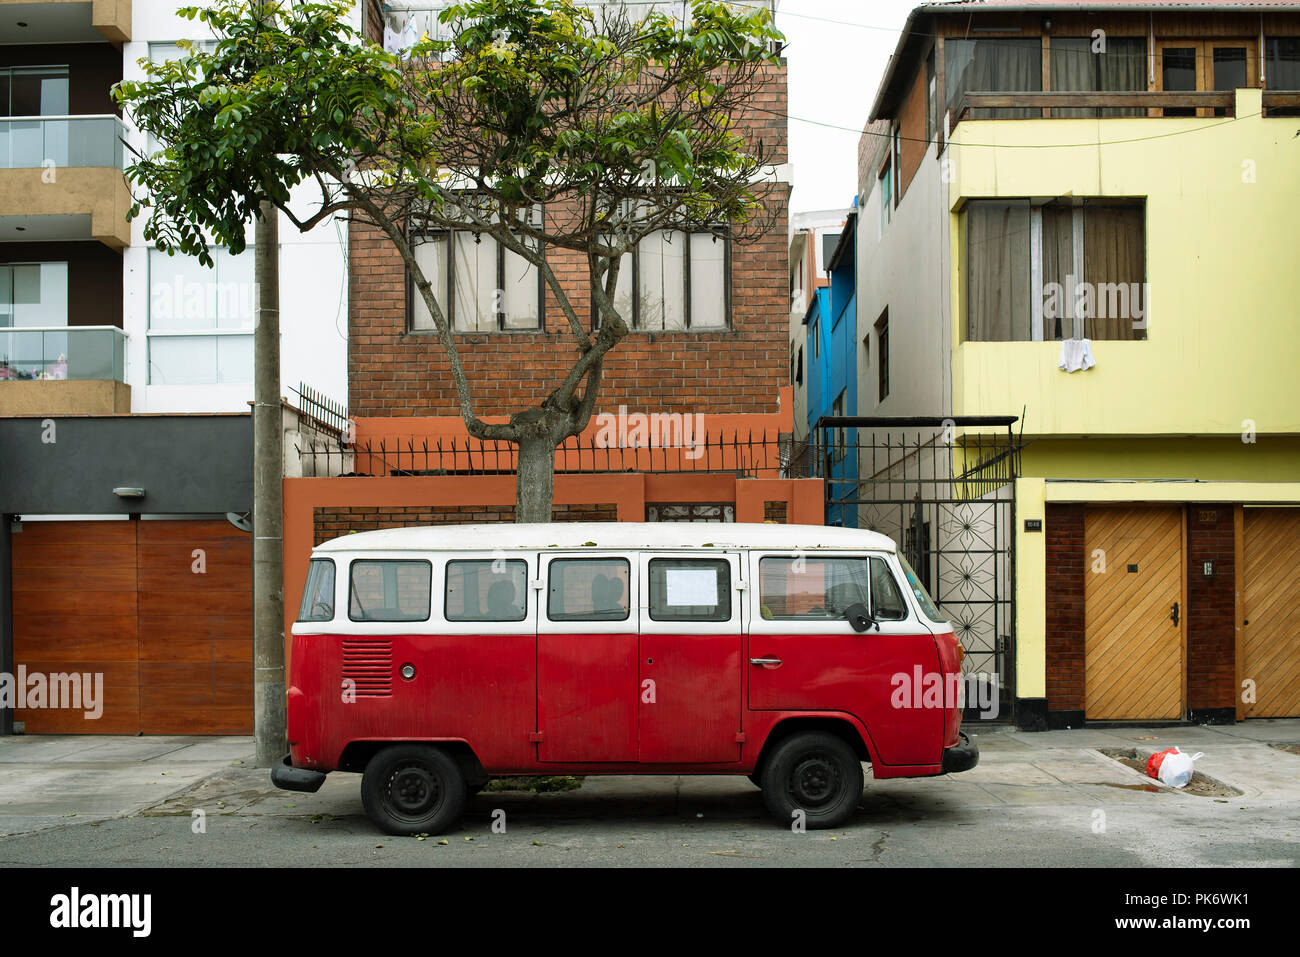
left=0, top=115, right=126, bottom=171
left=0, top=326, right=126, bottom=382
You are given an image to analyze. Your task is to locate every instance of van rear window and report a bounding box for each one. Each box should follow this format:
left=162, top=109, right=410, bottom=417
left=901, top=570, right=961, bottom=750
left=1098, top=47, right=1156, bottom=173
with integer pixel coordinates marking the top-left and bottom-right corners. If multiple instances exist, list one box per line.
left=758, top=557, right=869, bottom=620
left=445, top=560, right=527, bottom=622
left=548, top=558, right=630, bottom=621
left=349, top=560, right=432, bottom=622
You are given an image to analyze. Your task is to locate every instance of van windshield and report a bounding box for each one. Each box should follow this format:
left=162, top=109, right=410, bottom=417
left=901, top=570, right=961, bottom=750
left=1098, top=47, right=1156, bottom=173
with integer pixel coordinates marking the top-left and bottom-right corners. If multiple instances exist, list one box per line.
left=897, top=555, right=947, bottom=624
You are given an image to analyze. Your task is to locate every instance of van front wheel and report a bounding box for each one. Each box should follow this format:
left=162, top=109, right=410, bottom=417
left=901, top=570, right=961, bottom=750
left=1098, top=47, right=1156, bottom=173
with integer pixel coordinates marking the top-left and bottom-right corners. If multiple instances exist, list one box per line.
left=361, top=744, right=467, bottom=836
left=761, top=732, right=863, bottom=830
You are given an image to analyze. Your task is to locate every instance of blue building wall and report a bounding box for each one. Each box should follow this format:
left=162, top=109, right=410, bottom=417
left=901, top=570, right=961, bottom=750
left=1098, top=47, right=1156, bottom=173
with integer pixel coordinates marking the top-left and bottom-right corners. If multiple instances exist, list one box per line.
left=804, top=210, right=859, bottom=527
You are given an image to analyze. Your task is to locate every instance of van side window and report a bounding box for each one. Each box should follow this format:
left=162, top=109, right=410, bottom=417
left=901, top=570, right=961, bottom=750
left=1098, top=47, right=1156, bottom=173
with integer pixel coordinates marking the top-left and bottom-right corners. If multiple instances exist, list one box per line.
left=298, top=558, right=335, bottom=622
left=869, top=556, right=908, bottom=621
left=758, top=557, right=869, bottom=620
left=445, top=560, right=527, bottom=622
left=648, top=558, right=731, bottom=622
left=349, top=560, right=432, bottom=622
left=548, top=558, right=630, bottom=622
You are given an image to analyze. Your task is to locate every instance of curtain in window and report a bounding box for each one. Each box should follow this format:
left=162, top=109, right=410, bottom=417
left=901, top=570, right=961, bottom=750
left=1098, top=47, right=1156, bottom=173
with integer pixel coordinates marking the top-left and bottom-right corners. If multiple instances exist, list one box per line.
left=966, top=202, right=1031, bottom=341
left=501, top=234, right=540, bottom=329
left=1266, top=38, right=1300, bottom=115
left=946, top=38, right=1042, bottom=120
left=1049, top=38, right=1095, bottom=118
left=410, top=235, right=448, bottom=331
left=637, top=230, right=686, bottom=330
left=453, top=232, right=500, bottom=332
left=1051, top=38, right=1145, bottom=117
left=1098, top=38, right=1147, bottom=116
left=1041, top=205, right=1074, bottom=339
left=1082, top=205, right=1145, bottom=341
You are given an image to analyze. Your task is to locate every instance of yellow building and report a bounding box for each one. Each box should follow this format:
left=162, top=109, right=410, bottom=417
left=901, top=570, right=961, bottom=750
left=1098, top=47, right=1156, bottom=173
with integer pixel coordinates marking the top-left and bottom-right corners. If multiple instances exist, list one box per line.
left=860, top=0, right=1300, bottom=729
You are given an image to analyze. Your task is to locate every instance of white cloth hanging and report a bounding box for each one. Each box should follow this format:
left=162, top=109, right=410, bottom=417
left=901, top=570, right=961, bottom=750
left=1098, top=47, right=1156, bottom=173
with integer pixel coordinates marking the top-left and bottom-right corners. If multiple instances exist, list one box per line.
left=384, top=16, right=419, bottom=57
left=1058, top=337, right=1096, bottom=373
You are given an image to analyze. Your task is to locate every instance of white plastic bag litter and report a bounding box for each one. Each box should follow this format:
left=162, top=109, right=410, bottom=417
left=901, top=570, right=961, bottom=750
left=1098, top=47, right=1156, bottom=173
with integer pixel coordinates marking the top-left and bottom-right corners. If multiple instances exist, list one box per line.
left=1156, top=748, right=1204, bottom=788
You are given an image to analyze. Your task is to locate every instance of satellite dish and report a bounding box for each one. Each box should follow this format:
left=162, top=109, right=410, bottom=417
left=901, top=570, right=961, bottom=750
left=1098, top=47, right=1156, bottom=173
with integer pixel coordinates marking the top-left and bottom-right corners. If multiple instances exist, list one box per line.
left=226, top=511, right=253, bottom=533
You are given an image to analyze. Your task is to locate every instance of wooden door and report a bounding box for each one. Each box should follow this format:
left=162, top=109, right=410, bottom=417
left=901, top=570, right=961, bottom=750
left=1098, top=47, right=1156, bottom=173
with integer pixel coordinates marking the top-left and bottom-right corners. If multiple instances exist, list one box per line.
left=136, top=520, right=253, bottom=734
left=1241, top=508, right=1300, bottom=718
left=11, top=518, right=252, bottom=734
left=1084, top=507, right=1184, bottom=720
left=12, top=521, right=141, bottom=733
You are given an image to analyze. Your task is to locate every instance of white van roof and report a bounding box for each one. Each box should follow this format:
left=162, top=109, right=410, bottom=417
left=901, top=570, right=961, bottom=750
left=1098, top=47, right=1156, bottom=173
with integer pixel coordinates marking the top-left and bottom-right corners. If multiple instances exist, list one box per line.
left=314, top=522, right=898, bottom=554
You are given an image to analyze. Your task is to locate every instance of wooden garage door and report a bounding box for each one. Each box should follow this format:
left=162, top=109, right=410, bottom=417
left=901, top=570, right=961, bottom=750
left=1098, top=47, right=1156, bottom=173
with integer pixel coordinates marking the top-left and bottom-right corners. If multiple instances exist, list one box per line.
left=1084, top=507, right=1183, bottom=720
left=1242, top=508, right=1300, bottom=718
left=12, top=519, right=252, bottom=734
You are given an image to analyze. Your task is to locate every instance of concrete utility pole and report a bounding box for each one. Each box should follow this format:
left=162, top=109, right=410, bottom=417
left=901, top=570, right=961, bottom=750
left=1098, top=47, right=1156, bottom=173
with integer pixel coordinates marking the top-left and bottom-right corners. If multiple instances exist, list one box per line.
left=252, top=198, right=285, bottom=767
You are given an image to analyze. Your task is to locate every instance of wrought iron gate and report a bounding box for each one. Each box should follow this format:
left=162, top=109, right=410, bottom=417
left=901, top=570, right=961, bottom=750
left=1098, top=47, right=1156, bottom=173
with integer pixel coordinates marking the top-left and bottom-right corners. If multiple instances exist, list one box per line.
left=806, top=416, right=1023, bottom=722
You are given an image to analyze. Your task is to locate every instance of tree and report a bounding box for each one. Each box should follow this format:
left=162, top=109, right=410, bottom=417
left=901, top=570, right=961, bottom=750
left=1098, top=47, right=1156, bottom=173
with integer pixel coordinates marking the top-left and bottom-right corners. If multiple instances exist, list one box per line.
left=115, top=0, right=785, bottom=521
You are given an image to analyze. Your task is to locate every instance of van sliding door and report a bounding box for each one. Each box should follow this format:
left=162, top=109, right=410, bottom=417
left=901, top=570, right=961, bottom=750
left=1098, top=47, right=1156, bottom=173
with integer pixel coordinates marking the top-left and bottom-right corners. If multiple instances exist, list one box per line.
left=536, top=554, right=639, bottom=762
left=636, top=552, right=743, bottom=764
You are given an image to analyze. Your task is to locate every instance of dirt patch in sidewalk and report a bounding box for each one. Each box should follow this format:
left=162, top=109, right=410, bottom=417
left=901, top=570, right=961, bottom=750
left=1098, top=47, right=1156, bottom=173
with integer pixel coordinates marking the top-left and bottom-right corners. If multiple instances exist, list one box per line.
left=1266, top=742, right=1300, bottom=757
left=1096, top=748, right=1242, bottom=798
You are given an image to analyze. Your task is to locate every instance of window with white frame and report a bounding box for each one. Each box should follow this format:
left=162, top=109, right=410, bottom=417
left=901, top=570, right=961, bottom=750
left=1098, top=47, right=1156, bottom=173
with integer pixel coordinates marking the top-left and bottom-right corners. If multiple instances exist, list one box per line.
left=604, top=228, right=729, bottom=330
left=147, top=247, right=254, bottom=385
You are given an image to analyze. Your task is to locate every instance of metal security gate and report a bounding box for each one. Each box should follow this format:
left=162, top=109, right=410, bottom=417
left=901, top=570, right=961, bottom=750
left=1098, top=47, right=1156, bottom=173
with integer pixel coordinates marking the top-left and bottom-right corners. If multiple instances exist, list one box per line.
left=806, top=416, right=1023, bottom=722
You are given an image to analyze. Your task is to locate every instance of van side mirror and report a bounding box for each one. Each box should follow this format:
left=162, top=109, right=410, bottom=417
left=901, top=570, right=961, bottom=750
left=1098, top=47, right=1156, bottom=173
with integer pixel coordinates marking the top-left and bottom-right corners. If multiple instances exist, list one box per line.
left=843, top=603, right=876, bottom=633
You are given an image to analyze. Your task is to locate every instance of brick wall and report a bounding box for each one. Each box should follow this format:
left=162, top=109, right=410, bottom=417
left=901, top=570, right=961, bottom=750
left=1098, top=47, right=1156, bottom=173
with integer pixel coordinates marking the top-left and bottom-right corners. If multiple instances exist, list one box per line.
left=314, top=502, right=616, bottom=545
left=1045, top=504, right=1086, bottom=712
left=349, top=188, right=790, bottom=418
left=1186, top=505, right=1236, bottom=711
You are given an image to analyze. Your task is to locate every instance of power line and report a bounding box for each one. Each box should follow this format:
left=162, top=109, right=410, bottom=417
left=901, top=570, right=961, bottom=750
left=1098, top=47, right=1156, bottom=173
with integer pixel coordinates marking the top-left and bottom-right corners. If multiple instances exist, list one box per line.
left=758, top=100, right=1271, bottom=149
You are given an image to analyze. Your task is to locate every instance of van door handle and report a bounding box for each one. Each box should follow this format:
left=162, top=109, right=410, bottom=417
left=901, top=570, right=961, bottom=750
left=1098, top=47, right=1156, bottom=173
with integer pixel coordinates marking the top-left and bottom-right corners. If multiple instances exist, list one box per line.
left=750, top=657, right=782, bottom=666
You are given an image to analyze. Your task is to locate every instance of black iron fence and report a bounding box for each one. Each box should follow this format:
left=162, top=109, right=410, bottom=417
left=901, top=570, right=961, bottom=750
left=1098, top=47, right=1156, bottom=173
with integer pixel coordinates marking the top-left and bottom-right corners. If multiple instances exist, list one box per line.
left=809, top=416, right=1025, bottom=722
left=296, top=428, right=792, bottom=478
left=289, top=382, right=349, bottom=438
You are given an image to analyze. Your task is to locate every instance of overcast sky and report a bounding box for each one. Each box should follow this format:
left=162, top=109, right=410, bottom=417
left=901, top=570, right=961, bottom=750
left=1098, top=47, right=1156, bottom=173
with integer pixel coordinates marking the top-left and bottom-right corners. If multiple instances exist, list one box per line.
left=775, top=0, right=920, bottom=215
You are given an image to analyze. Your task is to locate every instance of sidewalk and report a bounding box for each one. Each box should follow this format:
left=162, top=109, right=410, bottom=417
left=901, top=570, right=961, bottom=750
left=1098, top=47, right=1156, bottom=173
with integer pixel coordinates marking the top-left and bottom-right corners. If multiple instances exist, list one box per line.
left=1, top=719, right=1297, bottom=840
left=0, top=735, right=253, bottom=837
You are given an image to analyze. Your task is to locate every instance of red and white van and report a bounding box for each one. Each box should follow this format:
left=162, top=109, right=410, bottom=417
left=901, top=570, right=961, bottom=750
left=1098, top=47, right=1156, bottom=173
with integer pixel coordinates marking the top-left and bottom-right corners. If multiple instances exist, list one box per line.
left=273, top=523, right=978, bottom=833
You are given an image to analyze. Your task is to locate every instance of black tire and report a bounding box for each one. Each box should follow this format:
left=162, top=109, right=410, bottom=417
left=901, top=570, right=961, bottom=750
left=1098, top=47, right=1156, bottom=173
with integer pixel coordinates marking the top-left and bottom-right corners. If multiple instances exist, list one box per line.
left=361, top=744, right=467, bottom=835
left=760, top=731, right=864, bottom=829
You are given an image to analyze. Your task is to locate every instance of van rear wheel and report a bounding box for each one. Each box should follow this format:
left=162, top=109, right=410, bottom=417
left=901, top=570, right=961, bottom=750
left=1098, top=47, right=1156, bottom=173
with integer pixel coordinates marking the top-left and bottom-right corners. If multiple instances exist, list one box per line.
left=361, top=744, right=466, bottom=836
left=761, top=732, right=863, bottom=830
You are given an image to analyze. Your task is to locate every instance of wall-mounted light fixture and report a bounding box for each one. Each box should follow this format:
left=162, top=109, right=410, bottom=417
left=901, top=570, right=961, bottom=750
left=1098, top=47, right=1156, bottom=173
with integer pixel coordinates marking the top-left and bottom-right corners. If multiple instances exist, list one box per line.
left=113, top=487, right=146, bottom=499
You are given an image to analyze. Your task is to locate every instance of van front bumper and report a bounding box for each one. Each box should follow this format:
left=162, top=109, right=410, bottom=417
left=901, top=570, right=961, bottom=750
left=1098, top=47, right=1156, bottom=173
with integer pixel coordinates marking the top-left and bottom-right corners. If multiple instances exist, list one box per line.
left=941, top=732, right=979, bottom=774
left=271, top=754, right=328, bottom=794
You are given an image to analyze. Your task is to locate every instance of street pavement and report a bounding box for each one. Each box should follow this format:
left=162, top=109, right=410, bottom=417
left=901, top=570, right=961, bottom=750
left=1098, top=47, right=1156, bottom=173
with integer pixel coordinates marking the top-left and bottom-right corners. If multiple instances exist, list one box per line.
left=0, top=721, right=1297, bottom=867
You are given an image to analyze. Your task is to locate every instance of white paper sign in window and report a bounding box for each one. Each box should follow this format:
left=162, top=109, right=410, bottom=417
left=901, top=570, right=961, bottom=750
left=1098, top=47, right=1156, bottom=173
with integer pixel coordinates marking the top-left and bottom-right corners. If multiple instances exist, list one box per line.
left=665, top=568, right=718, bottom=607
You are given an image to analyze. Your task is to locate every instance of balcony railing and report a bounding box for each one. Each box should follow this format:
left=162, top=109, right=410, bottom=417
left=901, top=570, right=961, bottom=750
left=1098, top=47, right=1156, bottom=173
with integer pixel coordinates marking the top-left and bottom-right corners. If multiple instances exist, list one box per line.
left=949, top=91, right=1240, bottom=130
left=0, top=326, right=126, bottom=382
left=0, top=115, right=126, bottom=171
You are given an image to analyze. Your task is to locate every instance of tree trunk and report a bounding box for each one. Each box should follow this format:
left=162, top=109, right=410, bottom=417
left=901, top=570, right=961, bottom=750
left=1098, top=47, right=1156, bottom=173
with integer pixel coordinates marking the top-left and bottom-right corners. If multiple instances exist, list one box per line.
left=515, top=432, right=557, bottom=523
